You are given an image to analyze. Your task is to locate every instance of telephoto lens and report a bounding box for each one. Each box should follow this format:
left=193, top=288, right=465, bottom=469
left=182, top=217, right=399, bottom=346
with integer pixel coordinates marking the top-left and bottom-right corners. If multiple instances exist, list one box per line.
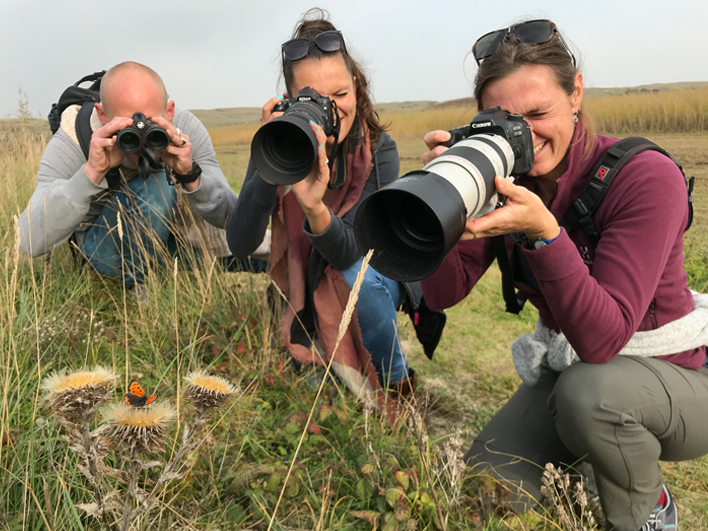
left=251, top=87, right=339, bottom=185
left=354, top=108, right=533, bottom=282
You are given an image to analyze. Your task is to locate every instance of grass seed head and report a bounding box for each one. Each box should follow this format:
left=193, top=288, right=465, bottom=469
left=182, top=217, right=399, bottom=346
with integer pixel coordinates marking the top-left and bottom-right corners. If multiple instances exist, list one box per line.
left=183, top=370, right=237, bottom=412
left=42, top=366, right=118, bottom=423
left=97, top=402, right=176, bottom=454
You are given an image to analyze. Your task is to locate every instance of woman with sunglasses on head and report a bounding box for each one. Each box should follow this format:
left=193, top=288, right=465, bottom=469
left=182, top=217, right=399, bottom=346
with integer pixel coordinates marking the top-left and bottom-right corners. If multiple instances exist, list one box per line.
left=226, top=9, right=424, bottom=402
left=420, top=19, right=707, bottom=531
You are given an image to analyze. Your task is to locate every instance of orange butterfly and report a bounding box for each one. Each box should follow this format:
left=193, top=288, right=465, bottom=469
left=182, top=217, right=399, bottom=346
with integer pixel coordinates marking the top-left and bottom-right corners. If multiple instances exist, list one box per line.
left=123, top=379, right=158, bottom=408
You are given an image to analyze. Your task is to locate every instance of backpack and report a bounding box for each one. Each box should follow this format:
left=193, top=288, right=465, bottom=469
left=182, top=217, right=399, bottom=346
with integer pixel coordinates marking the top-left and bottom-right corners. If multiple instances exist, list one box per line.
left=47, top=71, right=121, bottom=189
left=496, top=137, right=695, bottom=314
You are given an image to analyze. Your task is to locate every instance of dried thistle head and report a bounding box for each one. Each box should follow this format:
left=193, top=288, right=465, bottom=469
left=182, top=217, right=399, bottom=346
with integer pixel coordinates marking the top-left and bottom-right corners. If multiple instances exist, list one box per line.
left=96, top=402, right=176, bottom=455
left=42, top=366, right=118, bottom=423
left=183, top=370, right=237, bottom=412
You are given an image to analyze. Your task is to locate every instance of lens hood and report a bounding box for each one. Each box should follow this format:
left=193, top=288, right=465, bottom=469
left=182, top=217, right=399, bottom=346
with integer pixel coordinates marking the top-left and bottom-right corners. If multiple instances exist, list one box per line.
left=355, top=171, right=467, bottom=281
left=251, top=113, right=318, bottom=185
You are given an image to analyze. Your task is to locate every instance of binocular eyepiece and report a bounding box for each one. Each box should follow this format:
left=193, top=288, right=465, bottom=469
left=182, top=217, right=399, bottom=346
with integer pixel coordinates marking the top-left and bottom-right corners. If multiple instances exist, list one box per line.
left=116, top=112, right=170, bottom=154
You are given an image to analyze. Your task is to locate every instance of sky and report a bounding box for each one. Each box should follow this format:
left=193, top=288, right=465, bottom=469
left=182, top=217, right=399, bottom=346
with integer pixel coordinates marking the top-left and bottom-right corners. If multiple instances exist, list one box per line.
left=1, top=0, right=707, bottom=119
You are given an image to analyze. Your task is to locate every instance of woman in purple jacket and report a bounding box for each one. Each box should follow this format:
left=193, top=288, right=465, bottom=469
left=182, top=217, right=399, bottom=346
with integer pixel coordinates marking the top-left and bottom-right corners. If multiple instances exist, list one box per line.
left=420, top=19, right=707, bottom=531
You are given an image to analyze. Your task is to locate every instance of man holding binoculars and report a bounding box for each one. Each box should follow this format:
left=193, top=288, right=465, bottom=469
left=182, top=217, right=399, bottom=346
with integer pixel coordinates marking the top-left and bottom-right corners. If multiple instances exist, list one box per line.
left=18, top=62, right=237, bottom=288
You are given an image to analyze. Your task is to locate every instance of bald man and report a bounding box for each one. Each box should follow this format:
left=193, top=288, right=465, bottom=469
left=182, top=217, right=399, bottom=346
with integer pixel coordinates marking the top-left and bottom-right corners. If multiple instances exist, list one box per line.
left=18, top=62, right=239, bottom=286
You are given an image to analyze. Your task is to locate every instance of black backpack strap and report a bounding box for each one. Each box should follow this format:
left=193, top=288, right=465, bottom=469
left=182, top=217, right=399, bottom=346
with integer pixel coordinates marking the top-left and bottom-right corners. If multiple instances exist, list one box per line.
left=493, top=235, right=526, bottom=314
left=561, top=137, right=692, bottom=242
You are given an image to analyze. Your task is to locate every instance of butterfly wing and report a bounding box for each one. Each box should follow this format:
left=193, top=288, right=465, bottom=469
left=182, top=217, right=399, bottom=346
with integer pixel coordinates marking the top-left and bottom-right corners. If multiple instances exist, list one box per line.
left=128, top=379, right=146, bottom=397
left=124, top=380, right=152, bottom=408
left=144, top=395, right=158, bottom=406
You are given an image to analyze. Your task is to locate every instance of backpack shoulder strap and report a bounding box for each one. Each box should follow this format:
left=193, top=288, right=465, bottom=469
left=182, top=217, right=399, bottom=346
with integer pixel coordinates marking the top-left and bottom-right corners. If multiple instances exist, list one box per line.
left=493, top=235, right=527, bottom=314
left=561, top=137, right=692, bottom=243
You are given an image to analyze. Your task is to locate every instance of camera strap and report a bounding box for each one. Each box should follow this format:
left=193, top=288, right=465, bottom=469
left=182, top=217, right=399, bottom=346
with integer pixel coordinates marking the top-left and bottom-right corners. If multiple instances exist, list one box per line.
left=496, top=136, right=694, bottom=315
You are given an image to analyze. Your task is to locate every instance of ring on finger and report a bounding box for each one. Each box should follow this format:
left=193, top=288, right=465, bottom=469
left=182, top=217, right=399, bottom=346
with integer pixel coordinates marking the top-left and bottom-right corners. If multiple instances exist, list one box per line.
left=176, top=128, right=186, bottom=146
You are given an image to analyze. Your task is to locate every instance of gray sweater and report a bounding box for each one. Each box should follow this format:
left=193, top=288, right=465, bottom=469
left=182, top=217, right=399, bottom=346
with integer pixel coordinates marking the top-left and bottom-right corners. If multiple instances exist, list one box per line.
left=18, top=107, right=237, bottom=257
left=225, top=132, right=399, bottom=271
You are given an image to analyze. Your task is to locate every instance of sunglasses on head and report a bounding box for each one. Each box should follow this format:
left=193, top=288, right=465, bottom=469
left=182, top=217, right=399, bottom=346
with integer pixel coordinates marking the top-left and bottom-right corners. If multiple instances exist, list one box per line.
left=472, top=19, right=576, bottom=66
left=281, top=30, right=346, bottom=62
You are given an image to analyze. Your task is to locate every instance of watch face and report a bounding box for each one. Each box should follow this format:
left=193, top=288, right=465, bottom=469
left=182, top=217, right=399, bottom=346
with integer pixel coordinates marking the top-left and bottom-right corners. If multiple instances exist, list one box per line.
left=532, top=239, right=549, bottom=250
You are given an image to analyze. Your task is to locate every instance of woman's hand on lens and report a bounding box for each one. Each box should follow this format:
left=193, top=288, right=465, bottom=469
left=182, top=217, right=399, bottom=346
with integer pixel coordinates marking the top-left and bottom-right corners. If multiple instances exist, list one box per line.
left=461, top=176, right=560, bottom=241
left=260, top=95, right=287, bottom=126
left=422, top=130, right=452, bottom=165
left=291, top=122, right=331, bottom=234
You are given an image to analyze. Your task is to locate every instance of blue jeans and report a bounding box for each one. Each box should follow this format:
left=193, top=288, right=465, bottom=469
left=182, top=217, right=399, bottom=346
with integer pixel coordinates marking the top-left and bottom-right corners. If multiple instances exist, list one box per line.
left=79, top=172, right=177, bottom=287
left=341, top=256, right=409, bottom=385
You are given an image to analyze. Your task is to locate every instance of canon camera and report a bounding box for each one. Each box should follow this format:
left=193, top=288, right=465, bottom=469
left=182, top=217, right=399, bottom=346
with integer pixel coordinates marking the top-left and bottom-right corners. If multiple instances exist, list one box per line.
left=354, top=107, right=534, bottom=282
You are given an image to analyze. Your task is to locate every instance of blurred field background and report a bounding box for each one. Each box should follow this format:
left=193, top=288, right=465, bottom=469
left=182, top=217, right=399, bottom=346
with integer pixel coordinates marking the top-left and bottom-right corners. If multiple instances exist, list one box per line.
left=1, top=82, right=708, bottom=530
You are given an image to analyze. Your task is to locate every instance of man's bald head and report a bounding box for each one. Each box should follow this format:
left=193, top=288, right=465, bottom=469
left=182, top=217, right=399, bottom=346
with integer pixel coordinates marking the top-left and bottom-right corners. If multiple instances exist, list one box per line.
left=98, top=62, right=170, bottom=120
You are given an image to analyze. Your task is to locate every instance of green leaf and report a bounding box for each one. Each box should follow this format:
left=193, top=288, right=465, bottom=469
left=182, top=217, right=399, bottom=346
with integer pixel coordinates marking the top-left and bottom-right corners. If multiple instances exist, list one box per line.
left=361, top=463, right=375, bottom=475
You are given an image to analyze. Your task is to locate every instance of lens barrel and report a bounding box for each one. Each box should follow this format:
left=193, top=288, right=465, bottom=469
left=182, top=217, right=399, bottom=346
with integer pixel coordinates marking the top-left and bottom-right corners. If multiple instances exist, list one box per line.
left=144, top=125, right=170, bottom=151
left=354, top=135, right=514, bottom=282
left=116, top=129, right=142, bottom=153
left=251, top=113, right=319, bottom=185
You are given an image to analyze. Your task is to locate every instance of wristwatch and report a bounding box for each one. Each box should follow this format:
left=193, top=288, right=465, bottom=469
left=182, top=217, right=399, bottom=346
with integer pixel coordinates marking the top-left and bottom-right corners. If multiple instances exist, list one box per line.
left=172, top=160, right=202, bottom=184
left=529, top=234, right=559, bottom=249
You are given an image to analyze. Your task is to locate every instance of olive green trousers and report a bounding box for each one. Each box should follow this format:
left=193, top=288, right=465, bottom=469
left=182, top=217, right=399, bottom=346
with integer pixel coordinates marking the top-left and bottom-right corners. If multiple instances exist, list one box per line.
left=465, top=356, right=708, bottom=531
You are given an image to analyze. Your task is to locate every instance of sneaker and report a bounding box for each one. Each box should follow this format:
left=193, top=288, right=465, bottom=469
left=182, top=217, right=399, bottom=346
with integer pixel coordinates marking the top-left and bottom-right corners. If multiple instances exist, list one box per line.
left=640, top=484, right=677, bottom=530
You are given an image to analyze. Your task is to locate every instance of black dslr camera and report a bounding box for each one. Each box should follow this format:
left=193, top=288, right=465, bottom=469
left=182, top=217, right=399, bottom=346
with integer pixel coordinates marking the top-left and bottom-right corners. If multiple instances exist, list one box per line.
left=441, top=107, right=534, bottom=175
left=251, top=87, right=341, bottom=185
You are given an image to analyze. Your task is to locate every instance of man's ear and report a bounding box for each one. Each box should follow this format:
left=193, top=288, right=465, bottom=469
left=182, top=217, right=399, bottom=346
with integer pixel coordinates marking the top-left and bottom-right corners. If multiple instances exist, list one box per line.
left=95, top=103, right=108, bottom=125
left=166, top=101, right=175, bottom=122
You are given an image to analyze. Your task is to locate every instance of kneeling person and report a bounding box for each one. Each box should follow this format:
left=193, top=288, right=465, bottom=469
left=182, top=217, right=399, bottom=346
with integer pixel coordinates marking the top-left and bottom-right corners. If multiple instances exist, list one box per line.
left=18, top=61, right=237, bottom=286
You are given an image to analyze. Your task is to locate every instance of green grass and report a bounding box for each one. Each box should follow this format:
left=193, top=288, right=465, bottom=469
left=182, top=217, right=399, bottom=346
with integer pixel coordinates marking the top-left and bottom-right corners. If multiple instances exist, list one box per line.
left=1, top=118, right=708, bottom=530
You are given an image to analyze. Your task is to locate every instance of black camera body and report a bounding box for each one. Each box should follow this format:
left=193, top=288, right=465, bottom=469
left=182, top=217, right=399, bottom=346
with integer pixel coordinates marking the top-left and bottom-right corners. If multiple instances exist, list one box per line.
left=272, top=87, right=340, bottom=138
left=251, top=87, right=341, bottom=185
left=441, top=107, right=534, bottom=176
left=116, top=112, right=170, bottom=154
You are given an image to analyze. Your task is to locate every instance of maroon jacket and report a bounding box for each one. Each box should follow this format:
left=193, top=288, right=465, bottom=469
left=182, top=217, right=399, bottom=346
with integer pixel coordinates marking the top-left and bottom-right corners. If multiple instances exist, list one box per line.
left=421, top=129, right=704, bottom=368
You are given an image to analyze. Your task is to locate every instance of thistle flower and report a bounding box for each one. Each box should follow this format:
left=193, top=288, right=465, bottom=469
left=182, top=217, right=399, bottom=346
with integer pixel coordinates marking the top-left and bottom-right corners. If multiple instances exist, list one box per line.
left=183, top=370, right=237, bottom=412
left=97, top=403, right=176, bottom=454
left=42, top=366, right=118, bottom=423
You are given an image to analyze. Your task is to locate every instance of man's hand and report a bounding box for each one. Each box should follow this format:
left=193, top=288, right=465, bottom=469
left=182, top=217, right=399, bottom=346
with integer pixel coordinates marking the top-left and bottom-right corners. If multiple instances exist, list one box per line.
left=84, top=117, right=133, bottom=184
left=149, top=116, right=194, bottom=176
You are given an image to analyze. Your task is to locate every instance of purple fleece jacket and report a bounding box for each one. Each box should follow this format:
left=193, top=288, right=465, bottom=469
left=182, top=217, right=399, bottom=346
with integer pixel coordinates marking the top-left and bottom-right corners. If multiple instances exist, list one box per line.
left=420, top=128, right=704, bottom=369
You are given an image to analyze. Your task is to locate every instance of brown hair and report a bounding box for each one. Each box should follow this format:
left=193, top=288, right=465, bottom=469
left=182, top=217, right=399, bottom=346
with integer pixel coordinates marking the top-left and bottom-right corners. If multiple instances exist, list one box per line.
left=473, top=27, right=596, bottom=161
left=282, top=8, right=386, bottom=151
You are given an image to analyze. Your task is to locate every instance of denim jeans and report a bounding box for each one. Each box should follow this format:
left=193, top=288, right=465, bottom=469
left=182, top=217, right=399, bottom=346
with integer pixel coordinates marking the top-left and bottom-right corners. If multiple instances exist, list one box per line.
left=341, top=256, right=409, bottom=384
left=79, top=172, right=177, bottom=287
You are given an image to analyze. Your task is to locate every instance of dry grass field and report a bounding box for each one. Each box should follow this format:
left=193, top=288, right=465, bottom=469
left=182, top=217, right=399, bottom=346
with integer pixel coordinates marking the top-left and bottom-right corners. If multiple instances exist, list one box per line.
left=1, top=86, right=708, bottom=530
